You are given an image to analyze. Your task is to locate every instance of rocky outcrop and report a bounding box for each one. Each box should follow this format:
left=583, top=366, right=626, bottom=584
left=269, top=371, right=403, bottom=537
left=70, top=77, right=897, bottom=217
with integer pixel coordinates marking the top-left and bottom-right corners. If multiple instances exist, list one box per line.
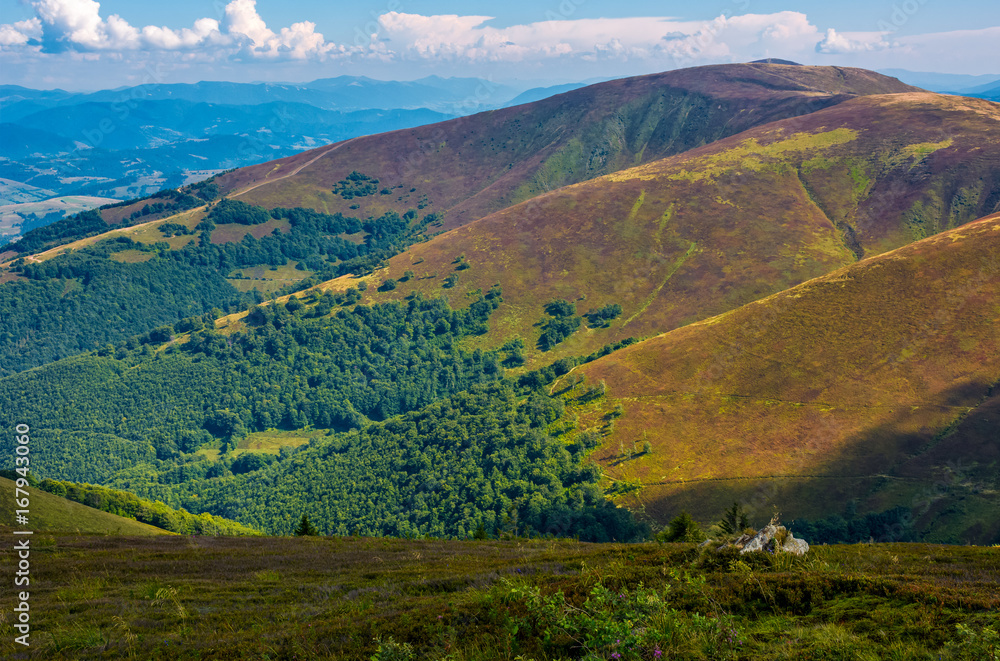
left=740, top=525, right=810, bottom=556
left=781, top=535, right=810, bottom=556
left=715, top=524, right=810, bottom=555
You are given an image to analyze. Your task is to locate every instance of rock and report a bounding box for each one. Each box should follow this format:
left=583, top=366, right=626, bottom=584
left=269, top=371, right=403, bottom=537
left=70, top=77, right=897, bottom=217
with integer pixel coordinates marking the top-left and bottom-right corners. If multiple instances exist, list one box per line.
left=782, top=534, right=809, bottom=556
left=737, top=525, right=810, bottom=556
left=720, top=532, right=754, bottom=551
left=740, top=525, right=778, bottom=553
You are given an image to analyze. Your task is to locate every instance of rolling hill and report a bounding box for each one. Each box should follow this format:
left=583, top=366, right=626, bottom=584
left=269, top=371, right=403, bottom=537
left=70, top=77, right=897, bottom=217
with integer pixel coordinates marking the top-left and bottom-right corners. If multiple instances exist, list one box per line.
left=558, top=212, right=1000, bottom=543
left=1, top=64, right=997, bottom=544
left=0, top=64, right=926, bottom=376
left=215, top=63, right=918, bottom=231
left=356, top=92, right=1000, bottom=366
left=0, top=476, right=168, bottom=535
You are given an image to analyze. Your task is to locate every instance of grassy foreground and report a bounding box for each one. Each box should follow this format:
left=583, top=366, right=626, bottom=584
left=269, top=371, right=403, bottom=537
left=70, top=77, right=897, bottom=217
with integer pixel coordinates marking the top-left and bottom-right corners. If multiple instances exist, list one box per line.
left=1, top=535, right=996, bottom=660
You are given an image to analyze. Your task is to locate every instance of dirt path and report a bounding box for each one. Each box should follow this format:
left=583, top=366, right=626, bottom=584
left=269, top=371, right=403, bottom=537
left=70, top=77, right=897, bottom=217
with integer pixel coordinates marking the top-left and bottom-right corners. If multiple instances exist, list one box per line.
left=231, top=137, right=358, bottom=198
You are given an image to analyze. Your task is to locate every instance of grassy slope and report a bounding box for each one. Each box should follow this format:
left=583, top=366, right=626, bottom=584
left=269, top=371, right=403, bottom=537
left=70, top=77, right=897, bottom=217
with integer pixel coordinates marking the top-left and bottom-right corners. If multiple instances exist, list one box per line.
left=2, top=65, right=915, bottom=271
left=562, top=212, right=1000, bottom=539
left=356, top=93, right=1000, bottom=367
left=0, top=535, right=995, bottom=660
left=216, top=64, right=917, bottom=231
left=0, top=477, right=168, bottom=536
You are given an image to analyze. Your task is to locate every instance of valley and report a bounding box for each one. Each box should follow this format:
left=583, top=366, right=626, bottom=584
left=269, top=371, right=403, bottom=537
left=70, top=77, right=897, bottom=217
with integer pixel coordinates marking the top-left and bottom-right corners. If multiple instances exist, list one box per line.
left=1, top=64, right=997, bottom=547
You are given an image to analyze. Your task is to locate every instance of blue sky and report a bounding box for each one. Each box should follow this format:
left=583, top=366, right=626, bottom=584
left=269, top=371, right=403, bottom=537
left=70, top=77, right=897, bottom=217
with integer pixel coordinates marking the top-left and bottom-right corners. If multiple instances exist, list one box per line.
left=1, top=0, right=998, bottom=90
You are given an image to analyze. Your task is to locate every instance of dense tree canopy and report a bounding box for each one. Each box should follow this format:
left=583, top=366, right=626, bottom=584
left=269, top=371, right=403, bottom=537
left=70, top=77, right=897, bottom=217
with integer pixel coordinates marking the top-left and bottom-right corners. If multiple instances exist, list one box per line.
left=140, top=383, right=647, bottom=542
left=1, top=202, right=435, bottom=374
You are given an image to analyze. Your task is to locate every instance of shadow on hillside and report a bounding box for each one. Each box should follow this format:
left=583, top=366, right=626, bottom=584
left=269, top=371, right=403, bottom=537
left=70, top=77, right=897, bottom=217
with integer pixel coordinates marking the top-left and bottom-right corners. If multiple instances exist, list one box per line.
left=640, top=379, right=1000, bottom=544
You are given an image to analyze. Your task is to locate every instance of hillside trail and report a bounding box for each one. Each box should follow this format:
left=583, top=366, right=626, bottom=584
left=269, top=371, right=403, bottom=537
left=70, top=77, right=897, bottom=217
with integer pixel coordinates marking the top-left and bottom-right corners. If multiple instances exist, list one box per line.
left=6, top=138, right=358, bottom=267
left=231, top=137, right=359, bottom=199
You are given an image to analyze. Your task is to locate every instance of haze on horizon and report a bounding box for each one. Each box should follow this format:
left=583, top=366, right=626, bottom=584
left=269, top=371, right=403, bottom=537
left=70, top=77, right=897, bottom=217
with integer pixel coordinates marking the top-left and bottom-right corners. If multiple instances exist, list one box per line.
left=0, top=0, right=998, bottom=91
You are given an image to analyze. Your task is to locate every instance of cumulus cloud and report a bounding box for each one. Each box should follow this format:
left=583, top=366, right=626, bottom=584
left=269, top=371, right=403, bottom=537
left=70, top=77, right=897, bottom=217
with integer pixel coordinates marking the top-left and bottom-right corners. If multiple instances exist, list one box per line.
left=223, top=0, right=341, bottom=60
left=373, top=11, right=842, bottom=67
left=376, top=12, right=714, bottom=62
left=0, top=0, right=343, bottom=60
left=0, top=18, right=41, bottom=47
left=816, top=28, right=892, bottom=54
left=0, top=2, right=995, bottom=78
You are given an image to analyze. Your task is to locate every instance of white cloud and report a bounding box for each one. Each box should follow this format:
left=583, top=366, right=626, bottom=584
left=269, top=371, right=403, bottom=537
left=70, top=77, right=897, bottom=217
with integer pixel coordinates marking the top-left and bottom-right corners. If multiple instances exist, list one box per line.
left=141, top=18, right=222, bottom=51
left=816, top=28, right=892, bottom=54
left=0, top=18, right=41, bottom=47
left=223, top=0, right=337, bottom=60
left=0, top=3, right=996, bottom=79
left=0, top=0, right=339, bottom=60
left=375, top=13, right=715, bottom=62
left=372, top=11, right=856, bottom=67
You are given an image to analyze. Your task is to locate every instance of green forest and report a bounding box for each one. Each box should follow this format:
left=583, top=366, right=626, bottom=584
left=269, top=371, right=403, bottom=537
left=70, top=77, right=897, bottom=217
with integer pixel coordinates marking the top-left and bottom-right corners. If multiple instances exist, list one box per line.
left=0, top=270, right=651, bottom=541
left=0, top=199, right=440, bottom=374
left=140, top=382, right=647, bottom=541
left=0, top=287, right=504, bottom=465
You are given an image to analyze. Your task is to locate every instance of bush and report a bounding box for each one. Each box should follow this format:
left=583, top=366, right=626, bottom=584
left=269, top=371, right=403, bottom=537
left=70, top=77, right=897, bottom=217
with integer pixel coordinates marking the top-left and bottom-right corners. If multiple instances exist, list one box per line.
left=158, top=222, right=191, bottom=237
left=544, top=299, right=576, bottom=317
left=231, top=453, right=272, bottom=475
left=538, top=315, right=581, bottom=351
left=333, top=171, right=380, bottom=199
left=659, top=512, right=706, bottom=543
left=294, top=513, right=318, bottom=536
left=584, top=303, right=623, bottom=328
left=207, top=199, right=271, bottom=225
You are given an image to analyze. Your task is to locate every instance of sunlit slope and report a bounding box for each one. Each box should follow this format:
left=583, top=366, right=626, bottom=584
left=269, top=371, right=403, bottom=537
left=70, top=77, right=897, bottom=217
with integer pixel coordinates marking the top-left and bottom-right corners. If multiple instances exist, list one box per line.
left=563, top=212, right=1000, bottom=537
left=0, top=477, right=168, bottom=535
left=217, top=64, right=917, bottom=231
left=360, top=93, right=1000, bottom=365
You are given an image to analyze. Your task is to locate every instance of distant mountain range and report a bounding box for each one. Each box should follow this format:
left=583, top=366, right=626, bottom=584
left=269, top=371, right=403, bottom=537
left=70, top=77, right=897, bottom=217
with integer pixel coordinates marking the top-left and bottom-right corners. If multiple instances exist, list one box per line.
left=0, top=76, right=520, bottom=119
left=0, top=76, right=545, bottom=244
left=878, top=68, right=1000, bottom=98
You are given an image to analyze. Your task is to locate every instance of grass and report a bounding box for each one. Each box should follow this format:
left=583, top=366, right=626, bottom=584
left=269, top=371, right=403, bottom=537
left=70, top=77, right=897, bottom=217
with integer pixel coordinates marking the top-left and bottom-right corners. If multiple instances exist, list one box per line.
left=561, top=213, right=1000, bottom=535
left=237, top=429, right=325, bottom=454
left=210, top=217, right=291, bottom=244
left=1, top=207, right=207, bottom=266
left=197, top=429, right=325, bottom=461
left=0, top=535, right=995, bottom=659
left=0, top=477, right=168, bottom=536
left=227, top=261, right=313, bottom=293
left=218, top=64, right=915, bottom=235
left=356, top=93, right=998, bottom=372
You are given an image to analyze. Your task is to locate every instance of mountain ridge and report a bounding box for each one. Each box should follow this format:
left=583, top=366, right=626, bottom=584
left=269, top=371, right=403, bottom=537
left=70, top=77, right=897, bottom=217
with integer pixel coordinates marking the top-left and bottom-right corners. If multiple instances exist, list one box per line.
left=560, top=211, right=1000, bottom=541
left=217, top=63, right=920, bottom=232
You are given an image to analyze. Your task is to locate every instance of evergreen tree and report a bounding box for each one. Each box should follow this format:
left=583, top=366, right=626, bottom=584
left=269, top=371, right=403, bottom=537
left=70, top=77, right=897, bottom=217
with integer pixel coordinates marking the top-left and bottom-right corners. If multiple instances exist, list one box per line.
left=294, top=514, right=318, bottom=536
left=717, top=501, right=751, bottom=536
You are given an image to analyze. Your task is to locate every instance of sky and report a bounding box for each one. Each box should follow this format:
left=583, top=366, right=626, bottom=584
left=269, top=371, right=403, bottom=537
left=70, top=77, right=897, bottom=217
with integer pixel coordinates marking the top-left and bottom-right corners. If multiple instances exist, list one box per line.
left=0, top=0, right=998, bottom=90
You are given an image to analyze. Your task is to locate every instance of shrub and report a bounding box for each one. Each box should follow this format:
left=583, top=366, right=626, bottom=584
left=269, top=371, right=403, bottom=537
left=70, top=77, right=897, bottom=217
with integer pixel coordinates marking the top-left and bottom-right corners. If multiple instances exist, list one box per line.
left=544, top=299, right=576, bottom=317
left=584, top=303, right=623, bottom=328
left=334, top=171, right=380, bottom=199
left=659, top=512, right=707, bottom=543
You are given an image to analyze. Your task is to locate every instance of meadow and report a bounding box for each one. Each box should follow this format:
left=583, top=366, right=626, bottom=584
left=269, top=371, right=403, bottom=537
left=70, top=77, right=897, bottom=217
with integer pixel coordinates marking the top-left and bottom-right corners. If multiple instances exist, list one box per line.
left=0, top=534, right=996, bottom=660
